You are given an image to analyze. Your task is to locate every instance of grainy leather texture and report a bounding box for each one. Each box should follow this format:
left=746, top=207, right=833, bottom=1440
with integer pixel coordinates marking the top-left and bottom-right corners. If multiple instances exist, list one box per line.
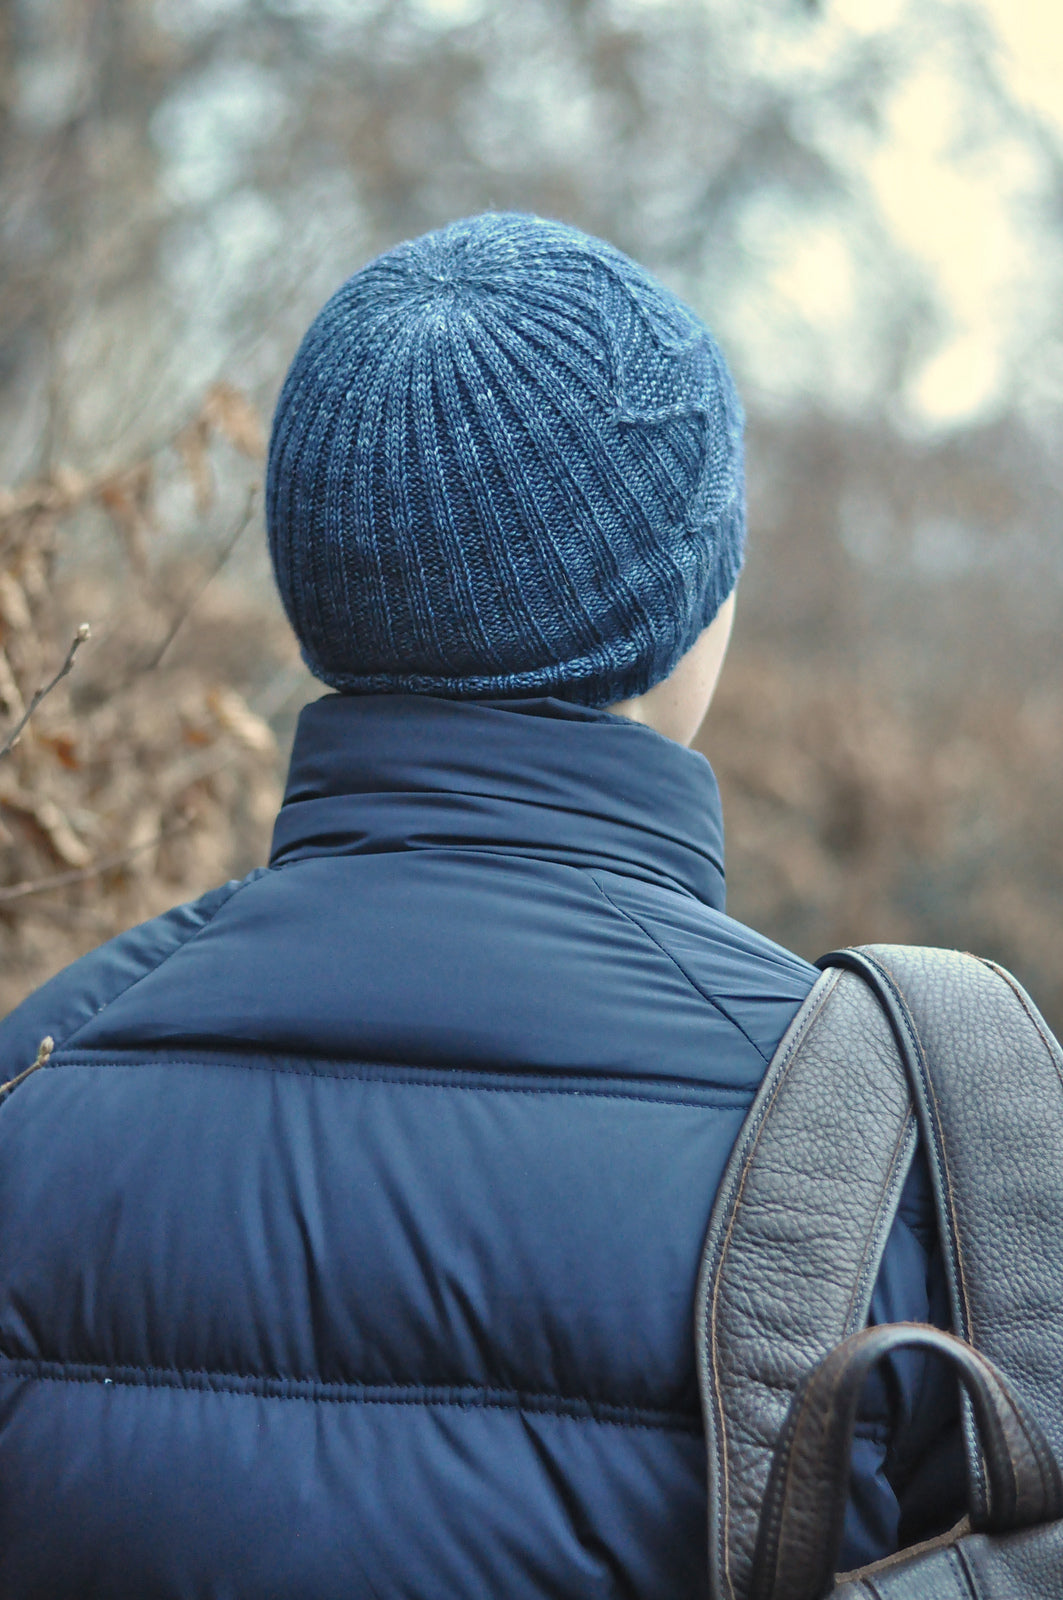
left=830, top=949, right=1063, bottom=1487
left=832, top=1524, right=1063, bottom=1598
left=702, top=942, right=1063, bottom=1600
left=695, top=965, right=917, bottom=1600
left=749, top=1325, right=1063, bottom=1600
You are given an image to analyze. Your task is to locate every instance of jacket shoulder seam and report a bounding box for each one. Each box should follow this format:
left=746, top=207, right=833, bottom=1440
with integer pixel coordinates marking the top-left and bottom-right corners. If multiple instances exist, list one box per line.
left=588, top=874, right=769, bottom=1062
left=54, top=878, right=257, bottom=1054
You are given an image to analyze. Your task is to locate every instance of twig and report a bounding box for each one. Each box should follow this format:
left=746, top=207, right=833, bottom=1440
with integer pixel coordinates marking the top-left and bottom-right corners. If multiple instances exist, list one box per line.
left=0, top=1035, right=53, bottom=1100
left=135, top=484, right=258, bottom=678
left=0, top=623, right=91, bottom=761
left=0, top=815, right=192, bottom=905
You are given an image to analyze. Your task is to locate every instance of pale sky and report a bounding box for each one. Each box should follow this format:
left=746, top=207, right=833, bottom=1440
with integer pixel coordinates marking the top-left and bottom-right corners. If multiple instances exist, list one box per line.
left=725, top=0, right=1063, bottom=430
left=135, top=0, right=1063, bottom=439
left=407, top=0, right=1063, bottom=430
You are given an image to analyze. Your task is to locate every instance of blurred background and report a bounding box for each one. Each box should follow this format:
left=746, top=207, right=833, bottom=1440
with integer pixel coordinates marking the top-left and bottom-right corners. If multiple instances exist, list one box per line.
left=0, top=0, right=1060, bottom=1026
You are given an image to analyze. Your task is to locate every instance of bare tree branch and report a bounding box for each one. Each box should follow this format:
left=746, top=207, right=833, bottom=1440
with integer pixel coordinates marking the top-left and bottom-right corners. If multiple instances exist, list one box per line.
left=0, top=815, right=192, bottom=905
left=137, top=484, right=258, bottom=677
left=0, top=1034, right=54, bottom=1100
left=0, top=623, right=91, bottom=762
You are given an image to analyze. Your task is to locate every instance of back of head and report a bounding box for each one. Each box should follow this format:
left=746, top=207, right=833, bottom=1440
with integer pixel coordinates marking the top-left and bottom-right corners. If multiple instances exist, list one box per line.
left=266, top=211, right=745, bottom=707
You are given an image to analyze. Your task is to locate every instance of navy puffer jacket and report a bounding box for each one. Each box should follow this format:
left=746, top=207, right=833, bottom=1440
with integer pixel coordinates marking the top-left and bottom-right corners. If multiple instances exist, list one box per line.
left=0, top=695, right=954, bottom=1598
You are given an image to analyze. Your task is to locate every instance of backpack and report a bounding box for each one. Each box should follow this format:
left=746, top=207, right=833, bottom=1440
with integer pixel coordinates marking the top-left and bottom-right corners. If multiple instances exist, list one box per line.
left=696, top=944, right=1063, bottom=1599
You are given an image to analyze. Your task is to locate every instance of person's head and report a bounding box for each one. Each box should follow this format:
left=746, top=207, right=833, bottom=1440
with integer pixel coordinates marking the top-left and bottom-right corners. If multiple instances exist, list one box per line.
left=266, top=212, right=745, bottom=745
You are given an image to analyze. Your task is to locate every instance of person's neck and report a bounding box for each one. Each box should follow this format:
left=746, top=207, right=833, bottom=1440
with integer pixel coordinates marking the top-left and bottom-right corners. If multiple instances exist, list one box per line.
left=607, top=592, right=736, bottom=746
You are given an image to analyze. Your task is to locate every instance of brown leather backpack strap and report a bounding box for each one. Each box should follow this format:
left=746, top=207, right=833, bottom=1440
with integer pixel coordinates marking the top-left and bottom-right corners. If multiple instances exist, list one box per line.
left=695, top=963, right=917, bottom=1600
left=823, top=946, right=1063, bottom=1518
left=749, top=1324, right=1063, bottom=1600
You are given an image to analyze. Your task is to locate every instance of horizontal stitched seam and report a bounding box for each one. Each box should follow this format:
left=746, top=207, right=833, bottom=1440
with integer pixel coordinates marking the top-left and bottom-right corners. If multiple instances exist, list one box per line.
left=47, top=1056, right=749, bottom=1110
left=0, top=1360, right=700, bottom=1432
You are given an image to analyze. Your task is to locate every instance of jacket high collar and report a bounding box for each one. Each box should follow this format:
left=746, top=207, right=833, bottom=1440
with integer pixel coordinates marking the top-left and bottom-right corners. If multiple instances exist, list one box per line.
left=270, top=694, right=726, bottom=909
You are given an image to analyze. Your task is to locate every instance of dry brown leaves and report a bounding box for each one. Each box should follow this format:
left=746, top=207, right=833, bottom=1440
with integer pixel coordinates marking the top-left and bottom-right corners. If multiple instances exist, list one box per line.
left=703, top=652, right=1063, bottom=1035
left=0, top=386, right=296, bottom=1017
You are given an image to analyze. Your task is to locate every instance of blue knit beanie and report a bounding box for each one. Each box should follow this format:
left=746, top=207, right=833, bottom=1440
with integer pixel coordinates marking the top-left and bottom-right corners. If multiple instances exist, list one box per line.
left=266, top=212, right=745, bottom=706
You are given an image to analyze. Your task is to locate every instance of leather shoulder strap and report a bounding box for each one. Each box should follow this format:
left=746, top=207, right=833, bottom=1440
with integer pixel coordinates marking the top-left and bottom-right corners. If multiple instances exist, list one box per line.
left=695, top=963, right=917, bottom=1600
left=822, top=945, right=1063, bottom=1518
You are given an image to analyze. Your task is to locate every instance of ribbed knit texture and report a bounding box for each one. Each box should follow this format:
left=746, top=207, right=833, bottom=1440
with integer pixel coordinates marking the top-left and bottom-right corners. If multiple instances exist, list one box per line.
left=266, top=212, right=745, bottom=706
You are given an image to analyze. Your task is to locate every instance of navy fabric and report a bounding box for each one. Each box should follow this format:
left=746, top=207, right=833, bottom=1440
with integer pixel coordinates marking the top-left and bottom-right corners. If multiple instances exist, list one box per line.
left=0, top=694, right=956, bottom=1598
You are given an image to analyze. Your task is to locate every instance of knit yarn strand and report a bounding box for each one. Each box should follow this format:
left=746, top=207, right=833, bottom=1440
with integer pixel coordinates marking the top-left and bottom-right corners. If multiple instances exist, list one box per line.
left=266, top=212, right=746, bottom=707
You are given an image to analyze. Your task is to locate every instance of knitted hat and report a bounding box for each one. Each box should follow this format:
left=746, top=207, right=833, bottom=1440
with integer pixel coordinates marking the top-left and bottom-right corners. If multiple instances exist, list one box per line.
left=266, top=212, right=745, bottom=706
